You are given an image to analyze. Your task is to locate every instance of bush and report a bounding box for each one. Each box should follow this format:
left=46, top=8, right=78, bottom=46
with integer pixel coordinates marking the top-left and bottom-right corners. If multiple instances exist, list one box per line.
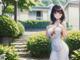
left=65, top=30, right=80, bottom=56
left=17, top=22, right=25, bottom=37
left=0, top=45, right=19, bottom=60
left=0, top=15, right=19, bottom=37
left=71, top=49, right=80, bottom=60
left=26, top=32, right=51, bottom=58
left=20, top=20, right=50, bottom=29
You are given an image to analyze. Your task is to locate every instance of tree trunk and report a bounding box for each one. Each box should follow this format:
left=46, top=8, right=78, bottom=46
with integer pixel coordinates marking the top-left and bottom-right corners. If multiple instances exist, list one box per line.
left=1, top=0, right=8, bottom=15
left=14, top=1, right=18, bottom=22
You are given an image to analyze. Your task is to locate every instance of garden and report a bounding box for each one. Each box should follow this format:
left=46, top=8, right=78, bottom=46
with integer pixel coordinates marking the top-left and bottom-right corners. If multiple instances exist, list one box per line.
left=0, top=15, right=80, bottom=60
left=0, top=0, right=80, bottom=60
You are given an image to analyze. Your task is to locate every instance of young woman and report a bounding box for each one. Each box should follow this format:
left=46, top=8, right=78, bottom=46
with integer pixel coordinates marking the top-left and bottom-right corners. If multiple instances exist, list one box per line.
left=46, top=5, right=69, bottom=60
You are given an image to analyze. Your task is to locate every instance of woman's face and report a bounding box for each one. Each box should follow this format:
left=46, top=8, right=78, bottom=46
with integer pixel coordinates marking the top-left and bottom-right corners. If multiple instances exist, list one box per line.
left=54, top=12, right=62, bottom=20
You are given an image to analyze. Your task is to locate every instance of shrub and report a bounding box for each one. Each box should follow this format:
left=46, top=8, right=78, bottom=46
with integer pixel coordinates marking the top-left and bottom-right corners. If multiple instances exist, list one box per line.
left=65, top=30, right=80, bottom=56
left=0, top=45, right=19, bottom=60
left=20, top=20, right=50, bottom=29
left=71, top=49, right=80, bottom=60
left=0, top=15, right=19, bottom=37
left=26, top=32, right=51, bottom=58
left=17, top=22, right=25, bottom=37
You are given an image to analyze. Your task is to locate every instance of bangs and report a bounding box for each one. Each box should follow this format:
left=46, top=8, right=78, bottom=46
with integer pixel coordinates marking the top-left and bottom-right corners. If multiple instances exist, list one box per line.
left=53, top=8, right=63, bottom=14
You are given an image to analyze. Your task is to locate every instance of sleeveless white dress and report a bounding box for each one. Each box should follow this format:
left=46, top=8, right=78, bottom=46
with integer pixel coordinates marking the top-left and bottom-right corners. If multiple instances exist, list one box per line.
left=46, top=24, right=69, bottom=60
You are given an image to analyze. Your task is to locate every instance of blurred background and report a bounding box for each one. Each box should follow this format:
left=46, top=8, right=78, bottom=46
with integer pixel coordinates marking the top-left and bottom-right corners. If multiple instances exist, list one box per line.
left=0, top=0, right=80, bottom=60
left=0, top=0, right=80, bottom=30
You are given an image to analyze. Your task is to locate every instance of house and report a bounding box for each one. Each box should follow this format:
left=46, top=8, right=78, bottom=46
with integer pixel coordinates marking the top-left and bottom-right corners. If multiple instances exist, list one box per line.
left=17, top=0, right=53, bottom=21
left=64, top=0, right=79, bottom=30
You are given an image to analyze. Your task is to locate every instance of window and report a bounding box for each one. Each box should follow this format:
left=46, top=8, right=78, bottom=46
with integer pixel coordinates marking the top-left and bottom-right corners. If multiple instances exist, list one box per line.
left=36, top=11, right=42, bottom=20
left=36, top=11, right=41, bottom=17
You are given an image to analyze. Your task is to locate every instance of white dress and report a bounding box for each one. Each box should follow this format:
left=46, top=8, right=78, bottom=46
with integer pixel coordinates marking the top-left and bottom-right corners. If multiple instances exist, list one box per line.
left=46, top=24, right=69, bottom=60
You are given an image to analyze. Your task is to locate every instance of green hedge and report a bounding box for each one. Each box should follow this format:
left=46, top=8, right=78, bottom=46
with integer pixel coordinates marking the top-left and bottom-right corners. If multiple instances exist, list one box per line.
left=0, top=45, right=19, bottom=60
left=0, top=15, right=19, bottom=37
left=26, top=32, right=51, bottom=58
left=20, top=20, right=50, bottom=29
left=0, top=15, right=25, bottom=38
left=65, top=30, right=80, bottom=57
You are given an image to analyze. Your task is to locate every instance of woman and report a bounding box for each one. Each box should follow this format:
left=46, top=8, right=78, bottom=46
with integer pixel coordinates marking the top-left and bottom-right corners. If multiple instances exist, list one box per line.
left=46, top=5, right=69, bottom=60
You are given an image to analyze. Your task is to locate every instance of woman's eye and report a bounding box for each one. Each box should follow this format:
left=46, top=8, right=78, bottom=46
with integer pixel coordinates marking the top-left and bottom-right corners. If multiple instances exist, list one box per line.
left=59, top=12, right=62, bottom=14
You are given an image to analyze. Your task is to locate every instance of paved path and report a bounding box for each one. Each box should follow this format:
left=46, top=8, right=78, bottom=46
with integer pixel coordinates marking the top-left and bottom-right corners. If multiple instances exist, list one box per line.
left=19, top=58, right=49, bottom=60
left=24, top=29, right=46, bottom=35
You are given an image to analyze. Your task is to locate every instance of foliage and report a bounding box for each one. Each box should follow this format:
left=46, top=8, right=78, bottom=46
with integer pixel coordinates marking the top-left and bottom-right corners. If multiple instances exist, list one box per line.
left=17, top=22, right=25, bottom=36
left=51, top=0, right=69, bottom=5
left=65, top=30, right=80, bottom=56
left=5, top=5, right=14, bottom=14
left=0, top=45, right=19, bottom=60
left=71, top=49, right=80, bottom=60
left=0, top=15, right=19, bottom=37
left=26, top=32, right=51, bottom=58
left=1, top=0, right=40, bottom=14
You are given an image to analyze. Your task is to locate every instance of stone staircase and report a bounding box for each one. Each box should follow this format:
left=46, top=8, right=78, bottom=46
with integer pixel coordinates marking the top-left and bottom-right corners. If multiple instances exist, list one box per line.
left=11, top=30, right=45, bottom=59
left=11, top=42, right=27, bottom=57
left=11, top=34, right=30, bottom=57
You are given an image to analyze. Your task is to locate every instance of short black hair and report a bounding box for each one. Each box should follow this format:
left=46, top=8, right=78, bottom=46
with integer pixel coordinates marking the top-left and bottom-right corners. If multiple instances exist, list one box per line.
left=50, top=5, right=65, bottom=24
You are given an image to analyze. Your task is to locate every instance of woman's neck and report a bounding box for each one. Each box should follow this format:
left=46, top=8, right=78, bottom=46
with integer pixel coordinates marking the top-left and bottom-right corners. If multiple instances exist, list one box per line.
left=55, top=20, right=61, bottom=24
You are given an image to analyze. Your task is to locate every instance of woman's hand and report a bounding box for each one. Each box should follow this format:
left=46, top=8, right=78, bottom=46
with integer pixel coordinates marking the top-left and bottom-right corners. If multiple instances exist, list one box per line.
left=51, top=25, right=56, bottom=36
left=46, top=25, right=56, bottom=38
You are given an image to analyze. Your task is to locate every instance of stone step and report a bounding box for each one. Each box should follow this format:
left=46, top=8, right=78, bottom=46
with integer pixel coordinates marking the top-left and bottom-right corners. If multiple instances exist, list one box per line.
left=10, top=33, right=31, bottom=57
left=15, top=48, right=27, bottom=52
left=14, top=45, right=26, bottom=48
left=13, top=41, right=27, bottom=44
left=14, top=39, right=27, bottom=42
left=11, top=42, right=26, bottom=45
left=19, top=58, right=49, bottom=60
left=16, top=51, right=30, bottom=57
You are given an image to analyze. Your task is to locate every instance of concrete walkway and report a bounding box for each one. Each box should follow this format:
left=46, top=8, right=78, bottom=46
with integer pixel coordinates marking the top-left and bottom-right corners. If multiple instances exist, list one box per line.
left=24, top=29, right=46, bottom=35
left=19, top=58, right=49, bottom=60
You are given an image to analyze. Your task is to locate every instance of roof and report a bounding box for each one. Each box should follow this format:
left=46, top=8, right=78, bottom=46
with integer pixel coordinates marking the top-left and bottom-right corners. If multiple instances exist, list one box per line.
left=69, top=0, right=79, bottom=5
left=64, top=0, right=79, bottom=8
left=30, top=5, right=52, bottom=11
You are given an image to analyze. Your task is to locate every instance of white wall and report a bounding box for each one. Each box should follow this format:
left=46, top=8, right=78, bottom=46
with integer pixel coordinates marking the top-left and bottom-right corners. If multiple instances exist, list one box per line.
left=43, top=10, right=48, bottom=20
left=68, top=6, right=79, bottom=30
left=28, top=11, right=36, bottom=20
left=17, top=10, right=29, bottom=21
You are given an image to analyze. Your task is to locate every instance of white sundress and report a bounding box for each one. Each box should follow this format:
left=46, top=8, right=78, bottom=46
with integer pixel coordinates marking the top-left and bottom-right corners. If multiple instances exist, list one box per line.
left=46, top=24, right=69, bottom=60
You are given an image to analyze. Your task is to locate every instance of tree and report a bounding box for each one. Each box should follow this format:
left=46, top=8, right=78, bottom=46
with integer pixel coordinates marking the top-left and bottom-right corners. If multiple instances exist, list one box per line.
left=1, top=0, right=40, bottom=21
left=2, top=0, right=39, bottom=15
left=51, top=0, right=69, bottom=7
